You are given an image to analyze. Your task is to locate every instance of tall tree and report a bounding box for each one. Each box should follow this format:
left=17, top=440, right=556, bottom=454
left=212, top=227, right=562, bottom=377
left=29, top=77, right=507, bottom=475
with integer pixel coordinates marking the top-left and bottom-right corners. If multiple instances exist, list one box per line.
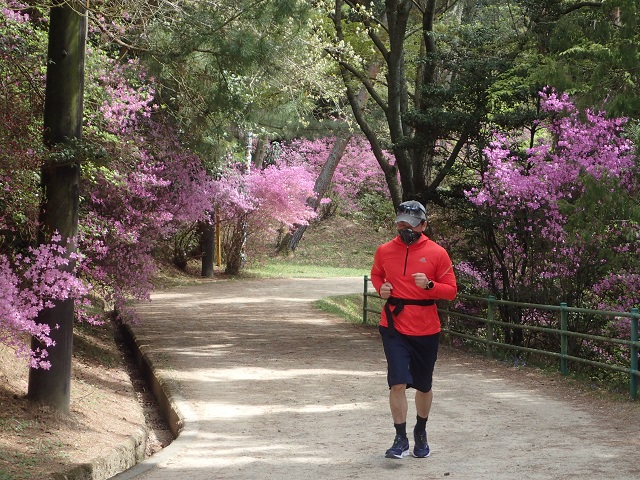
left=326, top=0, right=511, bottom=207
left=27, top=0, right=87, bottom=413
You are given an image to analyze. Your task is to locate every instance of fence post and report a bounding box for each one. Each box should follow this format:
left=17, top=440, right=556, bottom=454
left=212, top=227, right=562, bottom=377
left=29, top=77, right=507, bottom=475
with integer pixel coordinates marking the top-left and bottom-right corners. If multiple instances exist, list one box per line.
left=630, top=308, right=638, bottom=400
left=363, top=275, right=369, bottom=325
left=560, top=303, right=568, bottom=375
left=487, top=296, right=495, bottom=358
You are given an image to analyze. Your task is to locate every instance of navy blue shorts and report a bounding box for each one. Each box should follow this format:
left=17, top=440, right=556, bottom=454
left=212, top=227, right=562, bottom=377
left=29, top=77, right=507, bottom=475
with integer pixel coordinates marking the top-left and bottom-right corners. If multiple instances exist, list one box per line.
left=379, top=326, right=440, bottom=392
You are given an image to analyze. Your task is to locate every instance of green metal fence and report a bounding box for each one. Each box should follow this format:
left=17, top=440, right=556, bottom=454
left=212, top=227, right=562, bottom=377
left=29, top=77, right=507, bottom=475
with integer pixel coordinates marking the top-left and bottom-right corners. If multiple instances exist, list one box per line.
left=363, top=275, right=640, bottom=399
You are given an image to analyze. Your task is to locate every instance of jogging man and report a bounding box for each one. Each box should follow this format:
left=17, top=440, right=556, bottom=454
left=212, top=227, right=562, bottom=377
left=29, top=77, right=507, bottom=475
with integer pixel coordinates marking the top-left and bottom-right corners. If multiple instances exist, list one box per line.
left=370, top=200, right=457, bottom=459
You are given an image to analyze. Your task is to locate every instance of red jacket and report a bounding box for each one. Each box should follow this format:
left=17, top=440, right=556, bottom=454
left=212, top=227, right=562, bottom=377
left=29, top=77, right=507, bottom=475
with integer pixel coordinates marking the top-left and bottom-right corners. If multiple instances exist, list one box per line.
left=370, top=234, right=457, bottom=336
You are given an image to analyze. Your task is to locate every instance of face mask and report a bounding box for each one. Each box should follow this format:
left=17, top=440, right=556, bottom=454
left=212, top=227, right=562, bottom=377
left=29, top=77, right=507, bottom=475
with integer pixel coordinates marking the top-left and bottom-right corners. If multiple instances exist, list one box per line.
left=398, top=228, right=421, bottom=245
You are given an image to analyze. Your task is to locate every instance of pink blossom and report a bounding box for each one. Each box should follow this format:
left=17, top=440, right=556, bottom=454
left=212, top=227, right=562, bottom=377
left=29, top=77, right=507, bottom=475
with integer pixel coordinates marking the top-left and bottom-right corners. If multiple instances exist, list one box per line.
left=464, top=88, right=639, bottom=316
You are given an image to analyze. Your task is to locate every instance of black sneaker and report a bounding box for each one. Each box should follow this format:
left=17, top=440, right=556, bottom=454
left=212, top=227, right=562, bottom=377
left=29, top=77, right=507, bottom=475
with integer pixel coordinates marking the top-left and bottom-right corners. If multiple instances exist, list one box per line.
left=385, top=434, right=410, bottom=459
left=413, top=428, right=430, bottom=458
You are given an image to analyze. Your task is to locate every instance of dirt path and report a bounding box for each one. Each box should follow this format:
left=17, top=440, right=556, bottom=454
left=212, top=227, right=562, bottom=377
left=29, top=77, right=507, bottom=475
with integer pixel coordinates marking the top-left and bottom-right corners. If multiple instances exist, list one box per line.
left=113, top=277, right=640, bottom=480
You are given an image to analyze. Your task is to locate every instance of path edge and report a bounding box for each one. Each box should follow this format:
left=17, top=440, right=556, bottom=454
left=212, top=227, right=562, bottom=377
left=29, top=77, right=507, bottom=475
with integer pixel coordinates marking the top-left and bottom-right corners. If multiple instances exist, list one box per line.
left=57, top=322, right=185, bottom=480
left=119, top=323, right=185, bottom=439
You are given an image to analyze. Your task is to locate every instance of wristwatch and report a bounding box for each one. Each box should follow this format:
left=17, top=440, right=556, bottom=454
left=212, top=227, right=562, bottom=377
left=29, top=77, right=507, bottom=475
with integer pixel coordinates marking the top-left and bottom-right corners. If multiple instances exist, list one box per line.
left=425, top=279, right=434, bottom=290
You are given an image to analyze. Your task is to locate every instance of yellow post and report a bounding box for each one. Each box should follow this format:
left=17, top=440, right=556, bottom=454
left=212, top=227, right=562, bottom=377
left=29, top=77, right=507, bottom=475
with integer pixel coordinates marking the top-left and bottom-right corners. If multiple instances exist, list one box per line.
left=216, top=208, right=221, bottom=267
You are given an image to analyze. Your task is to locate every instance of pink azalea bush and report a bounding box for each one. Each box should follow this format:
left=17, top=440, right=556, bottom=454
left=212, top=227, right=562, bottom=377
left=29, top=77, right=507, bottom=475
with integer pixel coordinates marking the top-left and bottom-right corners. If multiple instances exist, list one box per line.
left=212, top=161, right=317, bottom=273
left=463, top=88, right=639, bottom=358
left=0, top=234, right=91, bottom=369
left=78, top=52, right=216, bottom=315
left=0, top=3, right=215, bottom=365
left=79, top=127, right=215, bottom=315
left=212, top=135, right=392, bottom=273
left=275, top=135, right=391, bottom=212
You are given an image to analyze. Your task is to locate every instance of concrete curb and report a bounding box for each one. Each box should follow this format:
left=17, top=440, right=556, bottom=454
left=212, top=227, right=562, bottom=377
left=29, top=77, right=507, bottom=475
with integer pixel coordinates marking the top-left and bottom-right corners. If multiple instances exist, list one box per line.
left=53, top=427, right=147, bottom=480
left=58, top=323, right=183, bottom=480
left=110, top=324, right=200, bottom=480
left=119, top=323, right=185, bottom=439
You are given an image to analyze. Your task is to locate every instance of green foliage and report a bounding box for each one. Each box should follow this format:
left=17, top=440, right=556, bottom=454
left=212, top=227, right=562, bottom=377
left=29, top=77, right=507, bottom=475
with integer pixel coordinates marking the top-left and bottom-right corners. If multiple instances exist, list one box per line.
left=560, top=173, right=640, bottom=309
left=516, top=0, right=640, bottom=116
left=132, top=0, right=335, bottom=153
left=0, top=3, right=49, bottom=250
left=353, top=192, right=396, bottom=230
left=44, top=138, right=107, bottom=167
left=0, top=169, right=40, bottom=254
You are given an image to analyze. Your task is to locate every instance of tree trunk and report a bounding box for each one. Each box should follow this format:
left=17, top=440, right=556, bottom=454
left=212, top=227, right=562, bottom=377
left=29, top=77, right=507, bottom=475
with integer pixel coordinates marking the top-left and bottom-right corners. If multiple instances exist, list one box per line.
left=251, top=136, right=269, bottom=169
left=333, top=0, right=476, bottom=207
left=27, top=0, right=86, bottom=414
left=224, top=216, right=247, bottom=275
left=200, top=218, right=215, bottom=278
left=332, top=3, right=402, bottom=207
left=287, top=132, right=352, bottom=251
left=385, top=0, right=414, bottom=199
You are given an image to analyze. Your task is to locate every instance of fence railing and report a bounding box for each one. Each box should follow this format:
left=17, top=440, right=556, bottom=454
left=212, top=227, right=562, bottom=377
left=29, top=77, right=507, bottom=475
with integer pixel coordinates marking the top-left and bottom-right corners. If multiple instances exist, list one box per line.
left=363, top=275, right=640, bottom=400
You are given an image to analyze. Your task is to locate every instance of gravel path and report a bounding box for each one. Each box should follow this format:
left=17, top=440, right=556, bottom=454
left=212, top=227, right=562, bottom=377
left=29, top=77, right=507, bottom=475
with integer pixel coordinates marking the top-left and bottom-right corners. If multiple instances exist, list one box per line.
left=113, top=277, right=640, bottom=480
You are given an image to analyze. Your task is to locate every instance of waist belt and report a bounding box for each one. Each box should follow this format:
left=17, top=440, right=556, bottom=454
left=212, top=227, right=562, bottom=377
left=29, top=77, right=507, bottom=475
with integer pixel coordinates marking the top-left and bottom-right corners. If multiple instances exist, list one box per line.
left=384, top=297, right=435, bottom=336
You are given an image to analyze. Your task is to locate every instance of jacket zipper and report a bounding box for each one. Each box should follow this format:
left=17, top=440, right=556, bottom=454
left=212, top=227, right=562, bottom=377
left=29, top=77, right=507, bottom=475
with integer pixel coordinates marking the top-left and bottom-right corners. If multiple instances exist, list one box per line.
left=403, top=246, right=409, bottom=275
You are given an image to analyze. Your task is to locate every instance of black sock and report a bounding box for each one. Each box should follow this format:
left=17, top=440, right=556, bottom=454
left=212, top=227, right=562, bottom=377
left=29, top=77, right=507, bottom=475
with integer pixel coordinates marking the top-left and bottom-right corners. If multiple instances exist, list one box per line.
left=415, top=415, right=428, bottom=432
left=394, top=422, right=407, bottom=438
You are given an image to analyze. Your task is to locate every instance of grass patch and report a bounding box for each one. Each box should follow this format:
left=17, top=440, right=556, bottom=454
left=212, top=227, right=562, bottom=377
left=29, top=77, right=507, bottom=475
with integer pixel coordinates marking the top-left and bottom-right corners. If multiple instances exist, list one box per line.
left=243, top=217, right=392, bottom=279
left=244, top=262, right=368, bottom=279
left=313, top=293, right=382, bottom=327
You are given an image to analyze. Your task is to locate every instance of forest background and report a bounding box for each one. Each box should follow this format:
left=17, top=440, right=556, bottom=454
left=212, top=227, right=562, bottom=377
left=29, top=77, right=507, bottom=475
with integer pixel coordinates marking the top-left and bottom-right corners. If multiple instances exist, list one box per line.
left=1, top=0, right=640, bottom=468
